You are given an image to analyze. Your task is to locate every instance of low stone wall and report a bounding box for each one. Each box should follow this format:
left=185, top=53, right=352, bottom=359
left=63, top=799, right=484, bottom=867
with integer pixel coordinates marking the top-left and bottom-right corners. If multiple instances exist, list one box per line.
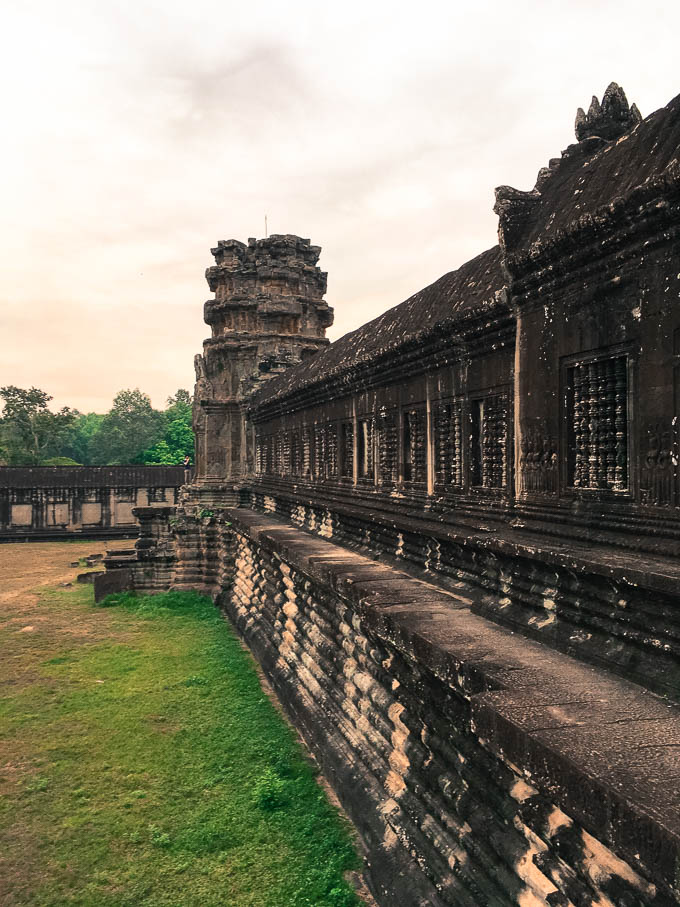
left=0, top=466, right=187, bottom=541
left=249, top=484, right=680, bottom=701
left=222, top=508, right=680, bottom=907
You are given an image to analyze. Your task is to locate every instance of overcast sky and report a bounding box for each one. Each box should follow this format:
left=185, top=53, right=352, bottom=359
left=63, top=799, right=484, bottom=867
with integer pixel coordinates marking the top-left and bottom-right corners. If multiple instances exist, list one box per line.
left=2, top=0, right=678, bottom=413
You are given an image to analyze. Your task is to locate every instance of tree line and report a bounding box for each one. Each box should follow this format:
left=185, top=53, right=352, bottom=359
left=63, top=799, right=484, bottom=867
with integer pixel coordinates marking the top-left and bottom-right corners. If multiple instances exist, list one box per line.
left=0, top=386, right=194, bottom=467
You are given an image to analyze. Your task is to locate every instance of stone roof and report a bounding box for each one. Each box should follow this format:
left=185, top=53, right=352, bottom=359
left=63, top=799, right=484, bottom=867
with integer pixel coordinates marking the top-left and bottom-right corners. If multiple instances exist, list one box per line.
left=496, top=87, right=680, bottom=255
left=251, top=245, right=505, bottom=408
left=0, top=466, right=186, bottom=488
left=250, top=88, right=680, bottom=411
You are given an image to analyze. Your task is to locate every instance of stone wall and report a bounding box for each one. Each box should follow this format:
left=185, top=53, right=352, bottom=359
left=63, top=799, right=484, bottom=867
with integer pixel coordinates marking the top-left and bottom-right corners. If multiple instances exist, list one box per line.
left=245, top=483, right=680, bottom=701
left=222, top=508, right=679, bottom=907
left=108, top=491, right=680, bottom=905
left=243, top=85, right=680, bottom=707
left=0, top=466, right=186, bottom=541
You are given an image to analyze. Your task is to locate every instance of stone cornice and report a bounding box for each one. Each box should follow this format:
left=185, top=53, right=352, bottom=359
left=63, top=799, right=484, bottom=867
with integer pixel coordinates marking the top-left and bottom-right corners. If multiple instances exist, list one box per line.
left=510, top=208, right=680, bottom=314
left=505, top=161, right=680, bottom=286
left=203, top=334, right=329, bottom=353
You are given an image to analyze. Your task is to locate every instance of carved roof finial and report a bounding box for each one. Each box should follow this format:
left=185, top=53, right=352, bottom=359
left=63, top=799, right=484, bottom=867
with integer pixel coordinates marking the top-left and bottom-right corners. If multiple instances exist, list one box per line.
left=587, top=95, right=601, bottom=120
left=575, top=82, right=642, bottom=142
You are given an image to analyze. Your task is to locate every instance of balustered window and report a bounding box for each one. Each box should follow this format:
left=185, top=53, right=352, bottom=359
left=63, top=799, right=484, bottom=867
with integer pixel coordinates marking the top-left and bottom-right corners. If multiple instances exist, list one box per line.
left=314, top=423, right=338, bottom=479
left=303, top=428, right=312, bottom=478
left=377, top=410, right=398, bottom=485
left=291, top=431, right=303, bottom=476
left=402, top=408, right=427, bottom=484
left=282, top=432, right=291, bottom=475
left=327, top=424, right=338, bottom=478
left=341, top=421, right=354, bottom=478
left=313, top=425, right=323, bottom=479
left=434, top=400, right=463, bottom=487
left=470, top=393, right=508, bottom=489
left=357, top=419, right=375, bottom=481
left=256, top=436, right=264, bottom=475
left=274, top=433, right=283, bottom=475
left=257, top=435, right=272, bottom=475
left=567, top=354, right=628, bottom=492
left=47, top=488, right=70, bottom=503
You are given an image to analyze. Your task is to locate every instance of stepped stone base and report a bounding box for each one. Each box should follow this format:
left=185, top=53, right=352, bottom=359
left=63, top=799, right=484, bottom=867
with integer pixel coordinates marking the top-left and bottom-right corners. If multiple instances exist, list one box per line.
left=218, top=508, right=680, bottom=905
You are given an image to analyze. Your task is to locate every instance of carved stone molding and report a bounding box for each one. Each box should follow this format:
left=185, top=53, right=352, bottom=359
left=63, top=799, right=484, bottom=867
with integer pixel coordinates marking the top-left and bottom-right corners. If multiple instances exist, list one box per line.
left=641, top=423, right=677, bottom=506
left=519, top=421, right=558, bottom=495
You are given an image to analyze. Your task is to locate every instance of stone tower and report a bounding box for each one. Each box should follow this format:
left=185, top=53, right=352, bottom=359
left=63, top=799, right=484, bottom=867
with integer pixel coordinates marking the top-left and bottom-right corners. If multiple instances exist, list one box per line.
left=188, top=234, right=333, bottom=505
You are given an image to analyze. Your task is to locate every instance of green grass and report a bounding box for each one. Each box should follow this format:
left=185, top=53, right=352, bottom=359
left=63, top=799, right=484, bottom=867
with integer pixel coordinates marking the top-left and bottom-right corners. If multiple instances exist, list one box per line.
left=0, top=585, right=361, bottom=906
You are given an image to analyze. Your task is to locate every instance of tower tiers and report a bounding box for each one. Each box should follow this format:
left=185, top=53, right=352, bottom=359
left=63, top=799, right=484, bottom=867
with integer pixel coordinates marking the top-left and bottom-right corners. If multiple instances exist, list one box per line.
left=190, top=234, right=333, bottom=497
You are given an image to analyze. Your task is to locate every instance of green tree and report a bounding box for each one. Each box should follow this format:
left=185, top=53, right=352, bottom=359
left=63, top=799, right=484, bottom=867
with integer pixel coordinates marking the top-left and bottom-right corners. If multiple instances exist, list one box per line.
left=140, top=440, right=175, bottom=465
left=166, top=388, right=192, bottom=412
left=0, top=386, right=76, bottom=465
left=90, top=389, right=165, bottom=465
left=140, top=389, right=194, bottom=465
left=60, top=412, right=105, bottom=464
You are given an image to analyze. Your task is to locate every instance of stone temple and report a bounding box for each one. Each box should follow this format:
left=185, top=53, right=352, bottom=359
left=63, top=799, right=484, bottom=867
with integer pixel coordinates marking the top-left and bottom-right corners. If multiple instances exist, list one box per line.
left=102, top=84, right=680, bottom=905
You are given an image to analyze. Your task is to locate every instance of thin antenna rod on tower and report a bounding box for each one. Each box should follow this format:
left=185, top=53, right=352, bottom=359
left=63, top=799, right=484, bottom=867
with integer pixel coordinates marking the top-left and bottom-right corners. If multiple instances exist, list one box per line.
left=265, top=215, right=268, bottom=238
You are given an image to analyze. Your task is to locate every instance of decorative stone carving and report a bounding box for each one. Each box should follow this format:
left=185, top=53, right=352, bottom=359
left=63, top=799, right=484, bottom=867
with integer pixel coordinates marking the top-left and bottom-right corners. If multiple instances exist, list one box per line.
left=434, top=400, right=463, bottom=487
left=377, top=409, right=398, bottom=486
left=325, top=424, right=338, bottom=479
left=303, top=428, right=312, bottom=478
left=193, top=354, right=214, bottom=402
left=494, top=185, right=541, bottom=252
left=519, top=421, right=558, bottom=495
left=291, top=430, right=303, bottom=476
left=341, top=421, right=354, bottom=479
left=471, top=393, right=508, bottom=489
left=568, top=355, right=628, bottom=492
left=574, top=82, right=642, bottom=143
left=641, top=423, right=676, bottom=506
left=403, top=409, right=427, bottom=484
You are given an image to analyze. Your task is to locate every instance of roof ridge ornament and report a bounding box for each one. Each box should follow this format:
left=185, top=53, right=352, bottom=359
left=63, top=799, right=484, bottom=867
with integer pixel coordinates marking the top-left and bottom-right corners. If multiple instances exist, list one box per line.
left=575, top=82, right=642, bottom=142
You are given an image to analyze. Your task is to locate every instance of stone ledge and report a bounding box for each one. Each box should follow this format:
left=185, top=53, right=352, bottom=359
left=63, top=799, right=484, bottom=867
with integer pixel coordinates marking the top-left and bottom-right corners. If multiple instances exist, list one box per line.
left=93, top=567, right=132, bottom=602
left=225, top=506, right=680, bottom=898
left=249, top=480, right=680, bottom=594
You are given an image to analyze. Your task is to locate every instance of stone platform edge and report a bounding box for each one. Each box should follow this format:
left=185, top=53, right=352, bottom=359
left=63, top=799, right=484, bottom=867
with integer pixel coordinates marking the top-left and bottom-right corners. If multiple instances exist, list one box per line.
left=224, top=506, right=680, bottom=897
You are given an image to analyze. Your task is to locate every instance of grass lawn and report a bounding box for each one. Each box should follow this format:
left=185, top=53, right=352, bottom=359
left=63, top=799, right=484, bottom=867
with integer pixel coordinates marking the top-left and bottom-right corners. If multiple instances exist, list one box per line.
left=0, top=571, right=362, bottom=906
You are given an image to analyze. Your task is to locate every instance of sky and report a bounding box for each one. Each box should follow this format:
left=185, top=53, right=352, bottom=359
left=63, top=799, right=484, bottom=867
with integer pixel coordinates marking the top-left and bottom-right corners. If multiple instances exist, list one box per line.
left=2, top=0, right=679, bottom=413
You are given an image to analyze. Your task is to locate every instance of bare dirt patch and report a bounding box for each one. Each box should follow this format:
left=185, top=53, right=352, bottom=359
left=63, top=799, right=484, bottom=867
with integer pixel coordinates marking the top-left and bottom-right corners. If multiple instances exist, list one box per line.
left=0, top=542, right=140, bottom=717
left=0, top=540, right=109, bottom=599
left=0, top=541, right=111, bottom=640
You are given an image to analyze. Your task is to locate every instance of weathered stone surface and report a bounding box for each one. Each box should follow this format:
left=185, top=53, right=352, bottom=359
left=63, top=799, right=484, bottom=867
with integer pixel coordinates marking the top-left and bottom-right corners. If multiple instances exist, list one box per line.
left=93, top=567, right=132, bottom=602
left=222, top=508, right=679, bottom=906
left=574, top=83, right=642, bottom=144
left=191, top=233, right=333, bottom=491
left=105, top=86, right=680, bottom=905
